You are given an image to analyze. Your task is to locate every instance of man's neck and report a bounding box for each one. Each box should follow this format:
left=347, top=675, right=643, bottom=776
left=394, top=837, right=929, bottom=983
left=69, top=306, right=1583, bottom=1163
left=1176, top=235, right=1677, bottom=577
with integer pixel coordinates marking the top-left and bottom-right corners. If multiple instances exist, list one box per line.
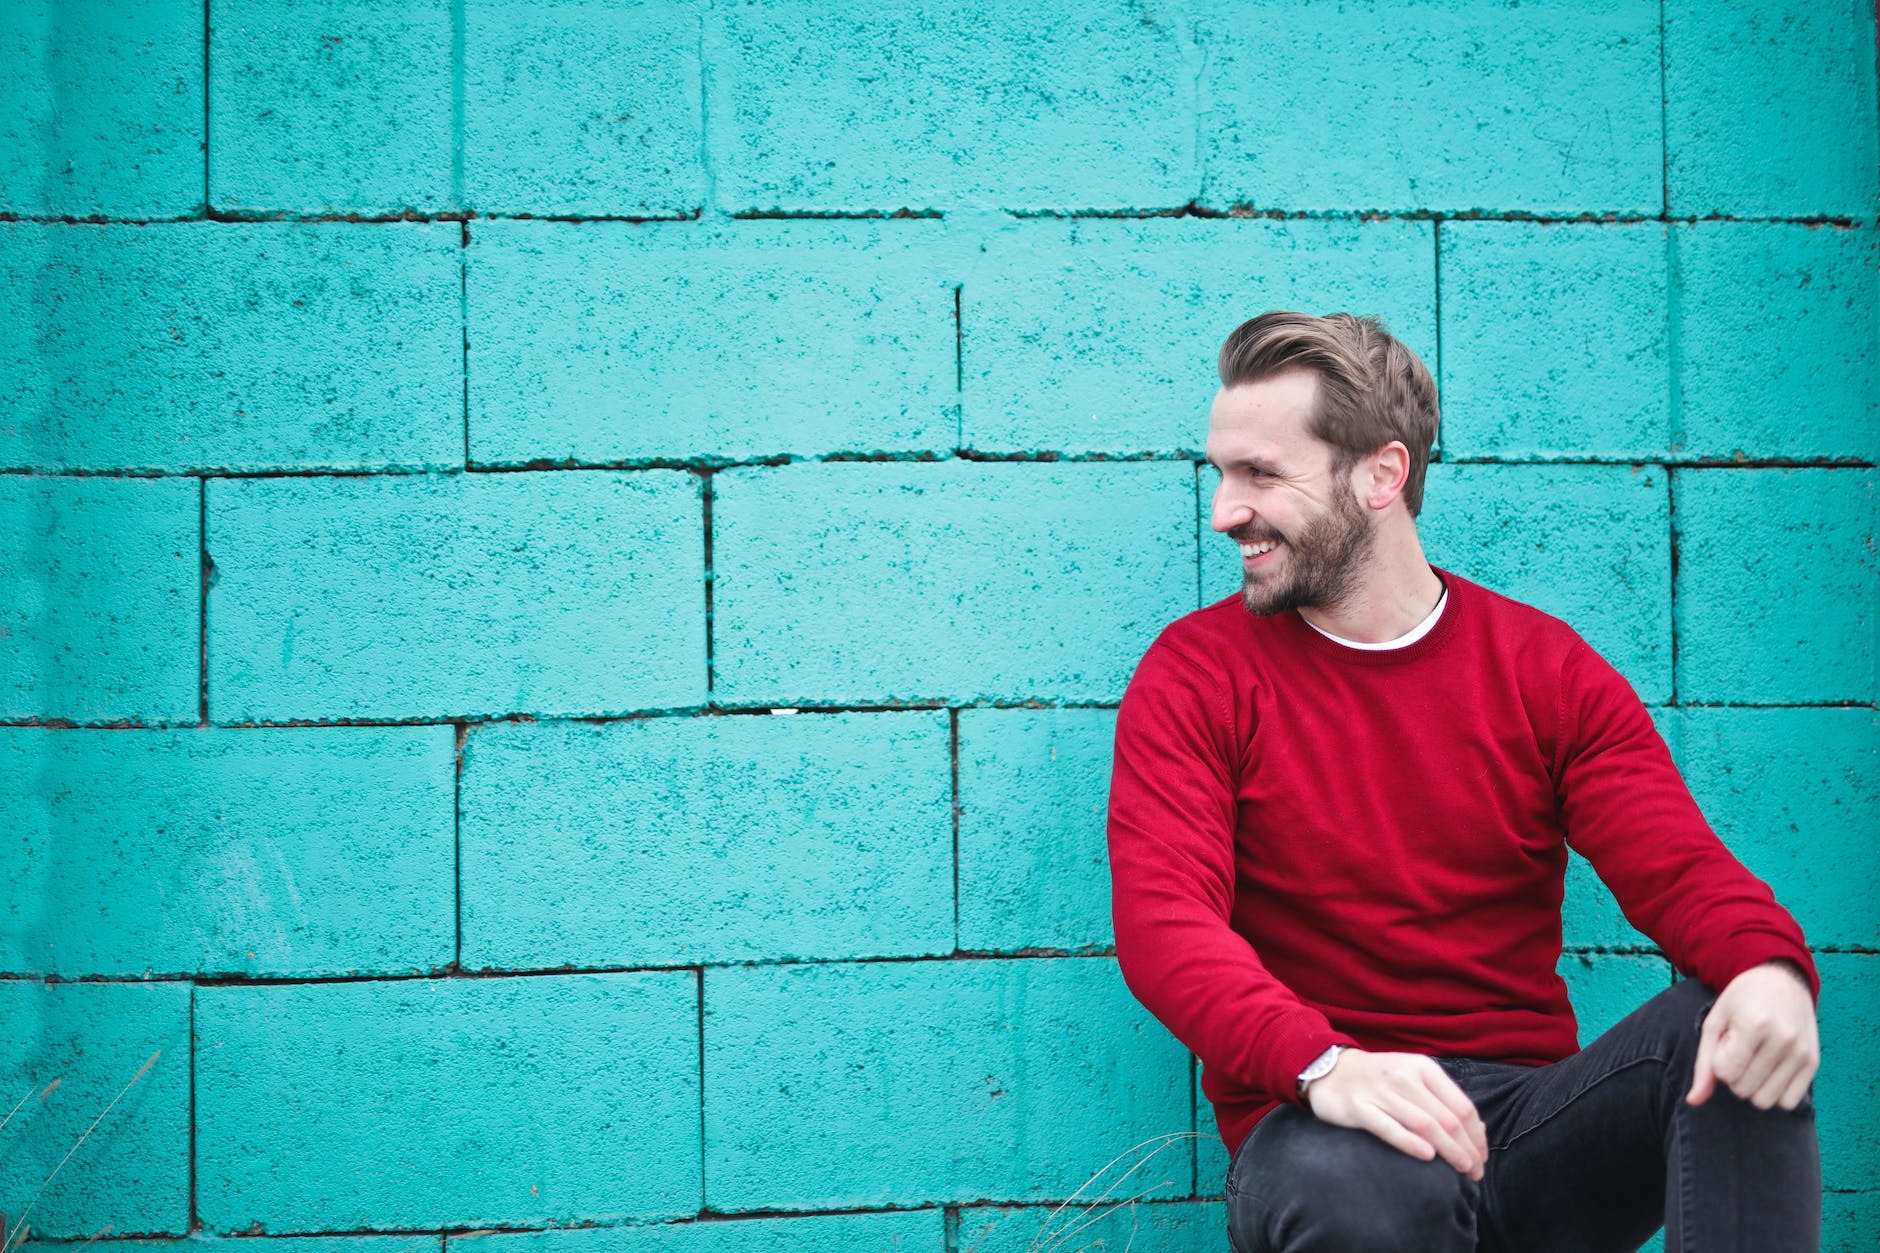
left=1295, top=523, right=1444, bottom=643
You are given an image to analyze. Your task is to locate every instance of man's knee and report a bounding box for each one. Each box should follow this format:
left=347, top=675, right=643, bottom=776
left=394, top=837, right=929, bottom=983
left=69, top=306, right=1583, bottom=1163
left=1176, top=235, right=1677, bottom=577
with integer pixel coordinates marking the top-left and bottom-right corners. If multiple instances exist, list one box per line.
left=1231, top=1114, right=1476, bottom=1251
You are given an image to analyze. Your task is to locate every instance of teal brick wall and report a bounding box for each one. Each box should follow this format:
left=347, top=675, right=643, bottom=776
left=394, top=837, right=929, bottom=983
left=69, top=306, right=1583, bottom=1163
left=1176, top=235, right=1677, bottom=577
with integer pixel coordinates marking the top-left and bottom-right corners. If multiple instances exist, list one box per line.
left=3, top=3, right=1874, bottom=1252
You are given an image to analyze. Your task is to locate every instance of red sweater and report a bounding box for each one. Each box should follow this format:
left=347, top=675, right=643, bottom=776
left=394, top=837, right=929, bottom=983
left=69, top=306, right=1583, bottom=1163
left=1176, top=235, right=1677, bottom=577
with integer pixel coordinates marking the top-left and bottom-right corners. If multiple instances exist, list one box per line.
left=1106, top=570, right=1818, bottom=1155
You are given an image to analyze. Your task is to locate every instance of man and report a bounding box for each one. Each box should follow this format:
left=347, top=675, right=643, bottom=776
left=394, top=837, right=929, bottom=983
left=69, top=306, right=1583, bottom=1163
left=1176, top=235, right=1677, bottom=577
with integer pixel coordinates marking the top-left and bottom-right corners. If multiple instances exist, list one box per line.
left=1106, top=311, right=1822, bottom=1251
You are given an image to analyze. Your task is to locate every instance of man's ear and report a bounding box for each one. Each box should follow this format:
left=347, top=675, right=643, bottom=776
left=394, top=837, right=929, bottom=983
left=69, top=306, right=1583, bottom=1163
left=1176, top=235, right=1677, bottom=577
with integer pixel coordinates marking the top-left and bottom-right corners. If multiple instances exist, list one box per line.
left=1363, top=441, right=1413, bottom=511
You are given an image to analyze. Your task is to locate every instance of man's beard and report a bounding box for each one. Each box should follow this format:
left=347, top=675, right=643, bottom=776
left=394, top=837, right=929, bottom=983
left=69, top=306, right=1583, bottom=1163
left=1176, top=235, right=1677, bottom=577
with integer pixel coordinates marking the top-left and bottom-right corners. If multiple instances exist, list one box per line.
left=1236, top=481, right=1376, bottom=617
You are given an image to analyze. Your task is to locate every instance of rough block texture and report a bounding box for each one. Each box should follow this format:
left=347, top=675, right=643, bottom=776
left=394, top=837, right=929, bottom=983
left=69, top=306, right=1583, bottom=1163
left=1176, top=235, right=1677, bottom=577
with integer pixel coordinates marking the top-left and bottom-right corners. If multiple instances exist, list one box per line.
left=195, top=972, right=701, bottom=1230
left=0, top=981, right=190, bottom=1237
left=956, top=707, right=1118, bottom=953
left=0, top=223, right=462, bottom=473
left=469, top=221, right=957, bottom=465
left=711, top=0, right=1195, bottom=212
left=964, top=218, right=1435, bottom=454
left=463, top=0, right=704, bottom=217
left=459, top=1212, right=945, bottom=1253
left=1813, top=954, right=1876, bottom=1191
left=1197, top=0, right=1662, bottom=214
left=1439, top=221, right=1669, bottom=461
left=207, top=470, right=705, bottom=721
left=1557, top=952, right=1673, bottom=1046
left=209, top=0, right=453, bottom=214
left=1673, top=469, right=1876, bottom=704
left=0, top=724, right=454, bottom=977
left=1664, top=0, right=1880, bottom=217
left=702, top=957, right=1191, bottom=1210
left=1673, top=223, right=1879, bottom=462
left=460, top=711, right=952, bottom=968
left=1, top=475, right=197, bottom=724
left=713, top=462, right=1196, bottom=705
left=0, top=0, right=202, bottom=217
left=958, top=1200, right=1226, bottom=1253
left=1669, top=707, right=1878, bottom=948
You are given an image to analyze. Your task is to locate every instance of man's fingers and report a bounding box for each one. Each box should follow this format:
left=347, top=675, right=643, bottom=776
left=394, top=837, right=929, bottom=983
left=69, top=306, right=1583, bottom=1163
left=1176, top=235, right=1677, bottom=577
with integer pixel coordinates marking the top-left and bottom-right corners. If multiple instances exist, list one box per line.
left=1777, top=1061, right=1815, bottom=1112
left=1686, top=1008, right=1725, bottom=1105
left=1728, top=1032, right=1782, bottom=1104
left=1420, top=1066, right=1489, bottom=1163
left=1357, top=1104, right=1435, bottom=1164
left=1748, top=1054, right=1801, bottom=1111
left=1377, top=1090, right=1481, bottom=1179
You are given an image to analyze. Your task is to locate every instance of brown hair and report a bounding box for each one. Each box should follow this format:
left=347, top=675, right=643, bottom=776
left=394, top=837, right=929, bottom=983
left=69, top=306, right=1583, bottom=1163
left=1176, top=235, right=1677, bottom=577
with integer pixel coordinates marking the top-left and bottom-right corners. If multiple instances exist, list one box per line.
left=1216, top=311, right=1440, bottom=516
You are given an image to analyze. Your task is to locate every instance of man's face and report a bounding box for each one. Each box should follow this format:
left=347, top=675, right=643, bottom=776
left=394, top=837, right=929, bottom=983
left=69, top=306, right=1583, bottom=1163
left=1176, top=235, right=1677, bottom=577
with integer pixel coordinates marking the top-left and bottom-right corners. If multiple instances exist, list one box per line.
left=1205, top=370, right=1376, bottom=616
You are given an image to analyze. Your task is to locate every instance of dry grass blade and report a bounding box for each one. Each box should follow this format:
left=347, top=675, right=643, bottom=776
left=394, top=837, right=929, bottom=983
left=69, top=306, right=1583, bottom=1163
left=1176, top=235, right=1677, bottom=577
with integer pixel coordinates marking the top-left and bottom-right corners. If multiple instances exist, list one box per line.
left=1036, top=1175, right=1173, bottom=1253
left=0, top=1085, right=36, bottom=1138
left=1, top=1050, right=160, bottom=1253
left=1026, top=1131, right=1201, bottom=1253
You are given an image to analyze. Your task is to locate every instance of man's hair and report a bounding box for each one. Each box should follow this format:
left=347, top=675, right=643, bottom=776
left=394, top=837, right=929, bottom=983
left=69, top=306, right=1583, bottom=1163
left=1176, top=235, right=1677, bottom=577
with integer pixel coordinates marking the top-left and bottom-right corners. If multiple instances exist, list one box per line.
left=1216, top=311, right=1440, bottom=517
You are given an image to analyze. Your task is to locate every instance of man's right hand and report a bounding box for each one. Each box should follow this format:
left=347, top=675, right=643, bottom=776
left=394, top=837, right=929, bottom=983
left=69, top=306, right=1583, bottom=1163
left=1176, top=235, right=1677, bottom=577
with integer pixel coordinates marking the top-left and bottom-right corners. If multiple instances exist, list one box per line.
left=1303, top=1048, right=1488, bottom=1181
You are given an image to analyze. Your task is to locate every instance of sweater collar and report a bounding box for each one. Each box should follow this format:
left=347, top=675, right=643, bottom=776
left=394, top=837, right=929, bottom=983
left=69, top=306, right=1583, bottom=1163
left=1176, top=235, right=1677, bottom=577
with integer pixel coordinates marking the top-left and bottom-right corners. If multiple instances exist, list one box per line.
left=1276, top=567, right=1463, bottom=666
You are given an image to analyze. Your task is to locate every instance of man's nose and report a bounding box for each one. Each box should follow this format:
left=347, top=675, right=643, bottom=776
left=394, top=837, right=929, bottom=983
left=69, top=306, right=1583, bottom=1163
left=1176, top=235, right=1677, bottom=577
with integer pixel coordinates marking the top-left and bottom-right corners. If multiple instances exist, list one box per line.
left=1211, top=493, right=1254, bottom=535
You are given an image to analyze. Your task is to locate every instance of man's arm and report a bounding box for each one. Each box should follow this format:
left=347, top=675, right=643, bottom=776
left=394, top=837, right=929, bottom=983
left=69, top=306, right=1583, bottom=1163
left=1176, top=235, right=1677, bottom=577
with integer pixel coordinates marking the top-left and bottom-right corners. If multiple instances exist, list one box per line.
left=1552, top=639, right=1820, bottom=1109
left=1106, top=639, right=1353, bottom=1103
left=1107, top=639, right=1488, bottom=1178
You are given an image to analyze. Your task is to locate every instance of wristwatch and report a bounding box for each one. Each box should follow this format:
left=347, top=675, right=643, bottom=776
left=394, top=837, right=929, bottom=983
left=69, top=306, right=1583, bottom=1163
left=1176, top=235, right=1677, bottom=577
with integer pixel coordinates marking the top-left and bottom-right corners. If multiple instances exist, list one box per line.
left=1297, top=1045, right=1344, bottom=1098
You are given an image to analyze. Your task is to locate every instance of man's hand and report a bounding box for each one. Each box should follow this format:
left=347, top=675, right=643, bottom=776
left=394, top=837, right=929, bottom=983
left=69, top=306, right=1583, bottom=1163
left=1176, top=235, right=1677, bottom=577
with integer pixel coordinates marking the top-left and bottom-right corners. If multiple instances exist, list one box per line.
left=1304, top=1048, right=1487, bottom=1180
left=1687, top=960, right=1819, bottom=1111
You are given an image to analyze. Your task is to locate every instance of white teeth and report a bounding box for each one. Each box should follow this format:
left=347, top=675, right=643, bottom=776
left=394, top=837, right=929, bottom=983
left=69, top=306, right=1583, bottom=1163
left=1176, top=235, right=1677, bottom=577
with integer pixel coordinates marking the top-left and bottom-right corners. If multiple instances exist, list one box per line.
left=1240, top=541, right=1277, bottom=557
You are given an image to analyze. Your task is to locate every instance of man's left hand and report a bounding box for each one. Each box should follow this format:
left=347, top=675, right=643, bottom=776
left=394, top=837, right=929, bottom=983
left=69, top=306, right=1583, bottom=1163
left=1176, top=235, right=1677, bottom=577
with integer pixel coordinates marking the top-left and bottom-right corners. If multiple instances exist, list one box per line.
left=1686, top=960, right=1819, bottom=1111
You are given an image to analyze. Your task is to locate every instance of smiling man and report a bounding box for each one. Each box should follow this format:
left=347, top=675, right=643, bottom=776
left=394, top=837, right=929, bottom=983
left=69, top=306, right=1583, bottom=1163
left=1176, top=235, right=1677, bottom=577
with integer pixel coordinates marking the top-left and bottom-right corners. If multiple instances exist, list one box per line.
left=1106, top=311, right=1823, bottom=1251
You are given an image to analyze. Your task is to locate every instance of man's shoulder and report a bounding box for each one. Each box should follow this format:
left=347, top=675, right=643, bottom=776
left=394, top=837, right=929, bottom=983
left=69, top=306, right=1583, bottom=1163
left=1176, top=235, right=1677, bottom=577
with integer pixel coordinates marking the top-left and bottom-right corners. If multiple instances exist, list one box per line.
left=1443, top=570, right=1586, bottom=656
left=1144, top=593, right=1275, bottom=663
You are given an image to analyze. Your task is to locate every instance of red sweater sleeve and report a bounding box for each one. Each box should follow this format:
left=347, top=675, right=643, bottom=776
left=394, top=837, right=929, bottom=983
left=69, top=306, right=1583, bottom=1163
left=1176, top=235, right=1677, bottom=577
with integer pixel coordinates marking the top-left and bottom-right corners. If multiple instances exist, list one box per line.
left=1553, top=639, right=1820, bottom=1003
left=1107, top=639, right=1358, bottom=1105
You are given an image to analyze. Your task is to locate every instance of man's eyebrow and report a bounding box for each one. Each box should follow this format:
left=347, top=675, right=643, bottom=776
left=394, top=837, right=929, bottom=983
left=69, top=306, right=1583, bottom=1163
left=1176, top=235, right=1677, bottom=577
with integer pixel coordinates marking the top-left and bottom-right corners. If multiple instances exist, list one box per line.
left=1204, top=453, right=1285, bottom=475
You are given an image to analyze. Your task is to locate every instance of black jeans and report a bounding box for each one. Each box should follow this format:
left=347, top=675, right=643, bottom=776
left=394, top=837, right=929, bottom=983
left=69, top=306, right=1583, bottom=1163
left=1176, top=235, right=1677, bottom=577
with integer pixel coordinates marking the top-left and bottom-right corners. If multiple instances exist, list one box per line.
left=1224, top=977, right=1820, bottom=1252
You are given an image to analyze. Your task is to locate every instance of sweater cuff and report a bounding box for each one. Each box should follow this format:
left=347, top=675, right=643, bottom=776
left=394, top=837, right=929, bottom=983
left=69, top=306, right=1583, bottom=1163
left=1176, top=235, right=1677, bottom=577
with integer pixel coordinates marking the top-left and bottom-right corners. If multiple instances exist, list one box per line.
left=1701, top=936, right=1821, bottom=1006
left=1265, top=1017, right=1362, bottom=1108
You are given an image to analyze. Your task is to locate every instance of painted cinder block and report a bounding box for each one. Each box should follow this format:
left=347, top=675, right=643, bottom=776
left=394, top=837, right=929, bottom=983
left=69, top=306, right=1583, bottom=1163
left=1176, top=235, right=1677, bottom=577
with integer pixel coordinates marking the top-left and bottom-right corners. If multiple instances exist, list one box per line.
left=30, top=1239, right=439, bottom=1253
left=0, top=223, right=461, bottom=473
left=0, top=724, right=454, bottom=977
left=1557, top=952, right=1673, bottom=1047
left=206, top=469, right=704, bottom=721
left=0, top=475, right=197, bottom=724
left=958, top=1199, right=1226, bottom=1253
left=956, top=707, right=1118, bottom=953
left=963, top=218, right=1436, bottom=455
left=1825, top=1190, right=1880, bottom=1253
left=712, top=462, right=1196, bottom=705
left=1673, top=469, right=1876, bottom=704
left=1438, top=221, right=1670, bottom=461
left=196, top=972, right=701, bottom=1230
left=1196, top=0, right=1661, bottom=214
left=1664, top=0, right=1880, bottom=217
left=460, top=711, right=952, bottom=968
left=468, top=221, right=957, bottom=466
left=209, top=0, right=452, bottom=213
left=702, top=957, right=1192, bottom=1210
left=710, top=0, right=1194, bottom=213
left=1813, top=953, right=1878, bottom=1191
left=1670, top=707, right=1877, bottom=948
left=463, top=0, right=703, bottom=217
left=0, top=981, right=189, bottom=1238
left=459, top=1211, right=946, bottom=1253
left=1673, top=223, right=1879, bottom=462
left=0, top=0, right=202, bottom=216
left=1205, top=463, right=1671, bottom=701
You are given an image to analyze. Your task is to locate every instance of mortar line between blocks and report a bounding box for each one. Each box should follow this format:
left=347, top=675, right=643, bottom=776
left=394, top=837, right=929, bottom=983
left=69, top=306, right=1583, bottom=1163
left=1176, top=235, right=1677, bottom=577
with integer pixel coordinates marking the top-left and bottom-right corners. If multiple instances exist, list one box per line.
left=454, top=722, right=466, bottom=970
left=695, top=967, right=707, bottom=1212
left=1657, top=0, right=1670, bottom=220
left=1666, top=469, right=1679, bottom=707
left=188, top=982, right=199, bottom=1232
left=702, top=471, right=715, bottom=694
left=460, top=222, right=471, bottom=468
left=954, top=284, right=964, bottom=449
left=201, top=0, right=211, bottom=213
left=198, top=476, right=208, bottom=724
left=1189, top=1053, right=1201, bottom=1197
left=1431, top=217, right=1443, bottom=462
left=950, top=708, right=961, bottom=952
